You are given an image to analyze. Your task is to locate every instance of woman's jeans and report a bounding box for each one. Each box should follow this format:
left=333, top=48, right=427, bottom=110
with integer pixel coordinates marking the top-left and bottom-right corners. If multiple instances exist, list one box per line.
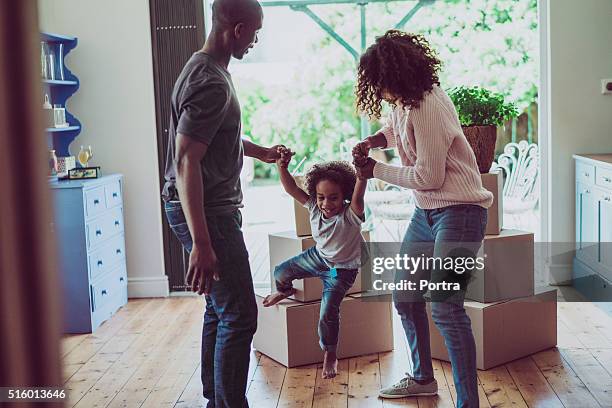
left=273, top=246, right=358, bottom=353
left=395, top=204, right=487, bottom=408
left=165, top=201, right=257, bottom=408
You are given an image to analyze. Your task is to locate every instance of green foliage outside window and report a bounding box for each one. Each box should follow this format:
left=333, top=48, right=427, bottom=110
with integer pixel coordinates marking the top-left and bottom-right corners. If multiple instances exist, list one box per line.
left=237, top=0, right=538, bottom=180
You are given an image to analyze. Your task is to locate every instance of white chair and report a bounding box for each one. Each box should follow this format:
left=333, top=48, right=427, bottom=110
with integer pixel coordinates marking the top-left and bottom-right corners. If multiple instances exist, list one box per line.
left=367, top=185, right=415, bottom=242
left=490, top=140, right=540, bottom=233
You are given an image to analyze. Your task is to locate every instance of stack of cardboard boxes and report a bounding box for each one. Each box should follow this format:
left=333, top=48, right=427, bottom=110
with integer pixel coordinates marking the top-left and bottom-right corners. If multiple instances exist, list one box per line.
left=429, top=171, right=557, bottom=370
left=254, top=178, right=394, bottom=367
left=254, top=172, right=557, bottom=370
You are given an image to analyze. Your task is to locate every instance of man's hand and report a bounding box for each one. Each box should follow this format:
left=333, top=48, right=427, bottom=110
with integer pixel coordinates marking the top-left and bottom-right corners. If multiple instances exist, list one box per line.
left=186, top=242, right=219, bottom=295
left=355, top=157, right=376, bottom=179
left=276, top=146, right=294, bottom=169
left=260, top=144, right=286, bottom=163
left=352, top=140, right=372, bottom=167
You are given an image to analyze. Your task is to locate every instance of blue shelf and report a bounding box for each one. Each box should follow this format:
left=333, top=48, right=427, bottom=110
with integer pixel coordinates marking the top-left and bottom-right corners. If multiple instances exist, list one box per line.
left=41, top=32, right=81, bottom=157
left=46, top=126, right=80, bottom=133
left=43, top=79, right=78, bottom=86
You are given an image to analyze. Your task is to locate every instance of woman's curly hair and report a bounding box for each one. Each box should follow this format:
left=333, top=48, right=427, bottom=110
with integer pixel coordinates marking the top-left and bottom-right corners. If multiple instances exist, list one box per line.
left=356, top=30, right=442, bottom=119
left=304, top=161, right=356, bottom=202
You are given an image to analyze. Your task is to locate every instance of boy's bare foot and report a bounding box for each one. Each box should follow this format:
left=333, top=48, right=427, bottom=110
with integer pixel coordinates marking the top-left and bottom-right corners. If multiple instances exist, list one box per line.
left=263, top=289, right=296, bottom=307
left=322, top=351, right=338, bottom=379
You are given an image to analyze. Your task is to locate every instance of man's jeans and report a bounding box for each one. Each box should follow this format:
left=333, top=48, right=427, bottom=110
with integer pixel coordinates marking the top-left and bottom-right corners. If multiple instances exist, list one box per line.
left=165, top=201, right=257, bottom=408
left=394, top=205, right=487, bottom=408
left=273, top=246, right=358, bottom=353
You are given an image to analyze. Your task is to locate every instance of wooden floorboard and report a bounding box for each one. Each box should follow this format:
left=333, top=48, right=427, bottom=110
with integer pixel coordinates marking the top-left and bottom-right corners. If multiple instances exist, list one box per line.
left=277, top=364, right=317, bottom=408
left=312, top=359, right=349, bottom=408
left=506, top=357, right=565, bottom=408
left=531, top=349, right=600, bottom=408
left=247, top=354, right=287, bottom=408
left=72, top=298, right=186, bottom=408
left=478, top=365, right=529, bottom=408
left=559, top=348, right=612, bottom=408
left=61, top=297, right=612, bottom=408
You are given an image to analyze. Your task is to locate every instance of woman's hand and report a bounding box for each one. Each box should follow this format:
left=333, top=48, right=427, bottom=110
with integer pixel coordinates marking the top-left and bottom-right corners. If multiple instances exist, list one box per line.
left=352, top=140, right=371, bottom=167
left=355, top=157, right=376, bottom=179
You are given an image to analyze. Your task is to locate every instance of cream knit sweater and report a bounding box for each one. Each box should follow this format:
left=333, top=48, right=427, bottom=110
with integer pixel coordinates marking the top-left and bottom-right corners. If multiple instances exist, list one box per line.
left=373, top=85, right=494, bottom=209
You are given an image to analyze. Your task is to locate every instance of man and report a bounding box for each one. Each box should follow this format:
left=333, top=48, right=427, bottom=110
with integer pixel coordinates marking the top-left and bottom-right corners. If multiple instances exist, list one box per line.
left=161, top=1, right=279, bottom=406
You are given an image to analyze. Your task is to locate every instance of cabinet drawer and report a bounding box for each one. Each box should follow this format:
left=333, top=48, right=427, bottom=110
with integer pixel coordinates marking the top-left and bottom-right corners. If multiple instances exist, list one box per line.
left=596, top=166, right=612, bottom=190
left=88, top=234, right=125, bottom=281
left=86, top=216, right=106, bottom=249
left=84, top=187, right=106, bottom=218
left=91, top=264, right=126, bottom=312
left=105, top=179, right=122, bottom=209
left=106, top=206, right=124, bottom=238
left=86, top=207, right=124, bottom=249
left=597, top=188, right=612, bottom=204
left=108, top=236, right=126, bottom=266
left=88, top=244, right=110, bottom=282
left=576, top=162, right=595, bottom=185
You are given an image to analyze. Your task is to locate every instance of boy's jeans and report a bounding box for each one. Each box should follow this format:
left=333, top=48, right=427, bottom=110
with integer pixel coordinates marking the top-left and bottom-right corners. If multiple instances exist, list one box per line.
left=394, top=204, right=487, bottom=408
left=273, top=246, right=358, bottom=353
left=165, top=201, right=257, bottom=408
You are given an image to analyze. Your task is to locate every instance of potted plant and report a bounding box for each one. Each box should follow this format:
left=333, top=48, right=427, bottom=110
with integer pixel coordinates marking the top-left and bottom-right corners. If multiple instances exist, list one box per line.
left=448, top=86, right=518, bottom=173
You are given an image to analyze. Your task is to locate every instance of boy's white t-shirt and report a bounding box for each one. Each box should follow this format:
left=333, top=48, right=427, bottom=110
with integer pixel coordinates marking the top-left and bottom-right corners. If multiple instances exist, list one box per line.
left=304, top=199, right=365, bottom=269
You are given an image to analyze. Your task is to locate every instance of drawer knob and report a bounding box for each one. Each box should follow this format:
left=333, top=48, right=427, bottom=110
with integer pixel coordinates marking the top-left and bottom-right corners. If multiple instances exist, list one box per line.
left=605, top=197, right=611, bottom=202
left=585, top=172, right=590, bottom=177
left=114, top=220, right=120, bottom=226
left=120, top=277, right=124, bottom=282
left=94, top=199, right=100, bottom=205
left=101, top=289, right=107, bottom=296
left=97, top=260, right=103, bottom=267
left=96, top=229, right=102, bottom=236
left=585, top=189, right=591, bottom=194
left=112, top=192, right=118, bottom=198
left=116, top=249, right=122, bottom=254
left=604, top=177, right=612, bottom=183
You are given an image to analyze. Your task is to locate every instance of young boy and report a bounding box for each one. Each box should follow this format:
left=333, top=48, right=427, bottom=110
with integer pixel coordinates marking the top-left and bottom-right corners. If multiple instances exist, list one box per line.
left=263, top=147, right=367, bottom=379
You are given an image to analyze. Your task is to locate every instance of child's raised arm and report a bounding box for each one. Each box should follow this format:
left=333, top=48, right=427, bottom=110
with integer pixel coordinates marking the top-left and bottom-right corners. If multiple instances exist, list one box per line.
left=277, top=149, right=310, bottom=206
left=350, top=177, right=367, bottom=217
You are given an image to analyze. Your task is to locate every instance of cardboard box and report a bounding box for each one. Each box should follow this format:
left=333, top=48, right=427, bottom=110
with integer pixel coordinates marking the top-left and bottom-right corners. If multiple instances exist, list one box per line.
left=253, top=291, right=393, bottom=367
left=292, top=175, right=312, bottom=236
left=269, top=231, right=369, bottom=302
left=293, top=199, right=312, bottom=236
left=481, top=171, right=503, bottom=235
left=428, top=290, right=557, bottom=370
left=466, top=229, right=535, bottom=303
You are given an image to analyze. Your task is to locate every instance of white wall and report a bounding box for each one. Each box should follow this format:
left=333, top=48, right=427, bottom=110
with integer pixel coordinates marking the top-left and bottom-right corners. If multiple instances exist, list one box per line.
left=543, top=0, right=612, bottom=281
left=38, top=0, right=168, bottom=297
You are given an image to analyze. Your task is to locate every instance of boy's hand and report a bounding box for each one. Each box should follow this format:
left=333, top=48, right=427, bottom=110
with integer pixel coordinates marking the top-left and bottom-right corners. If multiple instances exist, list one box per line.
left=355, top=157, right=376, bottom=179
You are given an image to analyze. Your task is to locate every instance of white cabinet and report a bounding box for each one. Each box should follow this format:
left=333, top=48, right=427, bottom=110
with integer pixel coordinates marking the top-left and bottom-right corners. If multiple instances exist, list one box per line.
left=574, top=155, right=612, bottom=292
left=598, top=188, right=612, bottom=271
left=575, top=181, right=599, bottom=263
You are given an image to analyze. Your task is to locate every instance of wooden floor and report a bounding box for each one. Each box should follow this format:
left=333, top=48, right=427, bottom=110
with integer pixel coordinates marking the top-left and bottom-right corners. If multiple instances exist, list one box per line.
left=61, top=297, right=612, bottom=408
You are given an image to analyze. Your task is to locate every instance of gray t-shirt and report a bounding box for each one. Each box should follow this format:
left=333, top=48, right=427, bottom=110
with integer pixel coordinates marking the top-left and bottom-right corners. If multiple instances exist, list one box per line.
left=162, top=52, right=243, bottom=215
left=305, top=199, right=365, bottom=269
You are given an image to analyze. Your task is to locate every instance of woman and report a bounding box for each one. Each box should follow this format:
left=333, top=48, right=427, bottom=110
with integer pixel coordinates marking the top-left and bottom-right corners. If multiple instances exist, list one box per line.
left=352, top=30, right=493, bottom=408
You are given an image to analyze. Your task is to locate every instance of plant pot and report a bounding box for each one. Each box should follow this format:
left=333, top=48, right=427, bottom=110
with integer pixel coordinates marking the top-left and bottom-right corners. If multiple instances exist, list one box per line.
left=462, top=125, right=497, bottom=173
